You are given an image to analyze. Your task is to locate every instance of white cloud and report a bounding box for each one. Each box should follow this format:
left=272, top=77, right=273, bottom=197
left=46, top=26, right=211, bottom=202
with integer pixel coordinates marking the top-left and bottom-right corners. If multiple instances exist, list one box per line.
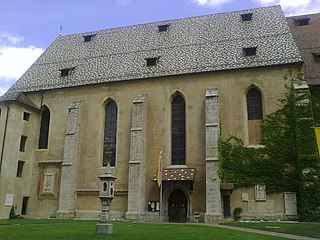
left=253, top=0, right=320, bottom=15
left=193, top=0, right=232, bottom=7
left=0, top=32, right=24, bottom=45
left=0, top=32, right=44, bottom=95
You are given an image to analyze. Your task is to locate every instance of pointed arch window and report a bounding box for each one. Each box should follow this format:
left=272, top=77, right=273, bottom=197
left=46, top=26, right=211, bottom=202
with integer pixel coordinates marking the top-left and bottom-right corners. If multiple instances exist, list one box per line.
left=103, top=100, right=117, bottom=167
left=171, top=94, right=186, bottom=165
left=38, top=106, right=50, bottom=149
left=247, top=88, right=262, bottom=120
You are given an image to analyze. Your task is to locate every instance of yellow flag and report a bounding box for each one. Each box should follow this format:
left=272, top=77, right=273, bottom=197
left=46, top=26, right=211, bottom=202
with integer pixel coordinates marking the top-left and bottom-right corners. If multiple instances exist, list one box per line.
left=157, top=151, right=163, bottom=188
left=315, top=127, right=320, bottom=156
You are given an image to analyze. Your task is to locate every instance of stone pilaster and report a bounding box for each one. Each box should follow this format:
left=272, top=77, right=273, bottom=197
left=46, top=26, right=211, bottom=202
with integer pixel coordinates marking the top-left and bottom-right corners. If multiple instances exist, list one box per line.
left=56, top=100, right=82, bottom=218
left=125, top=95, right=147, bottom=221
left=204, top=88, right=222, bottom=223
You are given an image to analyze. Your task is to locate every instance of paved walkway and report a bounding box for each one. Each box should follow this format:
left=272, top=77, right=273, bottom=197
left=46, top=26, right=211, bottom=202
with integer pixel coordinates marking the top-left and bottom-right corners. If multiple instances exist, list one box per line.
left=209, top=223, right=319, bottom=240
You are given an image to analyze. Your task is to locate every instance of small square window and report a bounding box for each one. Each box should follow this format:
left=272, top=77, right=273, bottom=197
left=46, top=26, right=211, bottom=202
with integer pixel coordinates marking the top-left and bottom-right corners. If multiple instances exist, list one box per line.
left=146, top=57, right=160, bottom=67
left=19, top=135, right=27, bottom=152
left=241, top=13, right=253, bottom=21
left=158, top=24, right=169, bottom=32
left=312, top=53, right=320, bottom=63
left=23, top=112, right=30, bottom=121
left=296, top=18, right=309, bottom=26
left=60, top=67, right=75, bottom=77
left=83, top=34, right=96, bottom=42
left=60, top=69, right=70, bottom=77
left=243, top=47, right=257, bottom=56
left=16, top=160, right=25, bottom=177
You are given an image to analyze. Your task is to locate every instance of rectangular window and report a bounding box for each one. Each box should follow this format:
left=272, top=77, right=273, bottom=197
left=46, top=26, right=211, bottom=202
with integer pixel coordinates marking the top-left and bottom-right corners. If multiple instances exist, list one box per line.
left=243, top=47, right=257, bottom=56
left=60, top=69, right=70, bottom=77
left=83, top=34, right=96, bottom=42
left=16, top=160, right=25, bottom=177
left=146, top=57, right=159, bottom=67
left=296, top=18, right=310, bottom=26
left=60, top=67, right=76, bottom=77
left=241, top=13, right=253, bottom=21
left=19, top=135, right=27, bottom=152
left=158, top=24, right=169, bottom=32
left=23, top=112, right=30, bottom=121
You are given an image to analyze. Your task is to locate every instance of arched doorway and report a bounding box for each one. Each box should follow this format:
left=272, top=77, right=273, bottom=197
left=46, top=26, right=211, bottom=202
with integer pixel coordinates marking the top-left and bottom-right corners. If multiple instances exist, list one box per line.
left=168, top=189, right=187, bottom=222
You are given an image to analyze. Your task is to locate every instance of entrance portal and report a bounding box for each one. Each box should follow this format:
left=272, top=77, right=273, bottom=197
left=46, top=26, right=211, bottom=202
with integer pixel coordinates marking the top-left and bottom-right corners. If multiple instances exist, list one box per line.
left=168, top=189, right=187, bottom=222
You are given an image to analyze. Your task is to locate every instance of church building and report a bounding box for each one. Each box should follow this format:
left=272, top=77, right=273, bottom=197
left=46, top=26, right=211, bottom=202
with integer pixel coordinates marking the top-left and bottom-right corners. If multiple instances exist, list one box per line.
left=0, top=5, right=310, bottom=222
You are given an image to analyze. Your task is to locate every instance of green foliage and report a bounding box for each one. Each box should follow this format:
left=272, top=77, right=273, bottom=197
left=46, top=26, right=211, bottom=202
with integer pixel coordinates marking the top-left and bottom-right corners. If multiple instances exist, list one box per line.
left=310, top=86, right=320, bottom=126
left=292, top=83, right=320, bottom=222
left=9, top=206, right=16, bottom=219
left=220, top=89, right=298, bottom=192
left=220, top=74, right=320, bottom=222
left=233, top=207, right=243, bottom=221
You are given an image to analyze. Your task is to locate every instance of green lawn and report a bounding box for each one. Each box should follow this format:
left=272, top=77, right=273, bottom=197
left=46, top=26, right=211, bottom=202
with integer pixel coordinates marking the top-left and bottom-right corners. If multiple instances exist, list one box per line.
left=0, top=219, right=288, bottom=240
left=222, top=221, right=320, bottom=239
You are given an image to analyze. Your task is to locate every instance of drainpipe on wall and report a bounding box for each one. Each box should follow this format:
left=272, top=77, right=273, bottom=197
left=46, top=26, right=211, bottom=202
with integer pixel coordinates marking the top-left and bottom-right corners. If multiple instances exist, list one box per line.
left=0, top=103, right=10, bottom=177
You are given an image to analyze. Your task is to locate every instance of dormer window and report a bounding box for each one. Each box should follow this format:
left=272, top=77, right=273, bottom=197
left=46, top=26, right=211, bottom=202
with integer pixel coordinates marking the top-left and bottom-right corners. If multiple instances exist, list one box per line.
left=60, top=67, right=76, bottom=77
left=158, top=24, right=169, bottom=32
left=241, top=13, right=253, bottom=21
left=146, top=57, right=160, bottom=67
left=295, top=18, right=310, bottom=26
left=312, top=53, right=320, bottom=63
left=243, top=47, right=257, bottom=56
left=83, top=34, right=96, bottom=42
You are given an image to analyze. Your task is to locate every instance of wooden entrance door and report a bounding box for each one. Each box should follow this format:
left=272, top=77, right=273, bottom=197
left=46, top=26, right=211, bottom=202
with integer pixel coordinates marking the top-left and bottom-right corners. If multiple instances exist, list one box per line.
left=223, top=195, right=231, bottom=217
left=168, top=189, right=187, bottom=222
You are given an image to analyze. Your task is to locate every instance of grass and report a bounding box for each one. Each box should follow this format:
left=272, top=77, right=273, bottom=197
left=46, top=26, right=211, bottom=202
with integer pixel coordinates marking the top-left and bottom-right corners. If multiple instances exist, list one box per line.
left=222, top=221, right=320, bottom=239
left=0, top=219, right=288, bottom=240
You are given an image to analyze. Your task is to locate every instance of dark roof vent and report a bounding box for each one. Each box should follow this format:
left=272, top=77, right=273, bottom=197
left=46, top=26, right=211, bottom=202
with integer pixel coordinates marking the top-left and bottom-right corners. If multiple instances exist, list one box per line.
left=295, top=18, right=310, bottom=26
left=158, top=24, right=169, bottom=32
left=83, top=34, right=96, bottom=42
left=60, top=67, right=76, bottom=77
left=145, top=57, right=160, bottom=67
left=241, top=13, right=253, bottom=21
left=243, top=47, right=257, bottom=56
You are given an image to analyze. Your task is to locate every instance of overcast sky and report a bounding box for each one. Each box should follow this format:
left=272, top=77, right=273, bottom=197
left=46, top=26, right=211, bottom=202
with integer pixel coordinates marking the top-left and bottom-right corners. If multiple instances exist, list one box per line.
left=0, top=0, right=319, bottom=96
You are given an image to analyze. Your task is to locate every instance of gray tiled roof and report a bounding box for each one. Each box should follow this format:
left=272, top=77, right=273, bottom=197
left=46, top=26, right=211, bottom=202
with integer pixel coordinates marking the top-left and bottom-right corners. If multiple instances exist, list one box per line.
left=287, top=13, right=320, bottom=86
left=2, top=5, right=302, bottom=101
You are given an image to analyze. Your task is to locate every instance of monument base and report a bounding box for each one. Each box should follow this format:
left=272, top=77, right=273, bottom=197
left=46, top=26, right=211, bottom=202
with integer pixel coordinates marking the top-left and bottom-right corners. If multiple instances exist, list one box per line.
left=204, top=213, right=223, bottom=223
left=96, top=223, right=113, bottom=234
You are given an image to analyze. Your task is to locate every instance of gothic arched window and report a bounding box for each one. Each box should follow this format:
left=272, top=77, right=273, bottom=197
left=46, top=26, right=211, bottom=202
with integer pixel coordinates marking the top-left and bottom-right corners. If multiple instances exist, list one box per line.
left=38, top=106, right=50, bottom=149
left=103, top=100, right=117, bottom=167
left=247, top=88, right=262, bottom=120
left=171, top=94, right=186, bottom=165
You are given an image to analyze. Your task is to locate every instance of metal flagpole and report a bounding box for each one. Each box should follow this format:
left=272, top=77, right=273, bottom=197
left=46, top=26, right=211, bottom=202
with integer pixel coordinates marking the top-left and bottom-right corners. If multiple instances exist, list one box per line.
left=159, top=151, right=163, bottom=222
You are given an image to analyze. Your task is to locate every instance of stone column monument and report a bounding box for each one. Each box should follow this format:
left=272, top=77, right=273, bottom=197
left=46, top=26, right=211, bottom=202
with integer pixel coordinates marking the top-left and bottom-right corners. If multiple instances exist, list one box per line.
left=204, top=88, right=222, bottom=223
left=56, top=100, right=82, bottom=218
left=126, top=94, right=147, bottom=221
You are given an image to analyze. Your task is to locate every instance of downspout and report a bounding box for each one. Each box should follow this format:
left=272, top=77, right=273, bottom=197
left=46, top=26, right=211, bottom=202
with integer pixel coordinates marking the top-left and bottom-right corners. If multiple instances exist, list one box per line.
left=0, top=103, right=10, bottom=176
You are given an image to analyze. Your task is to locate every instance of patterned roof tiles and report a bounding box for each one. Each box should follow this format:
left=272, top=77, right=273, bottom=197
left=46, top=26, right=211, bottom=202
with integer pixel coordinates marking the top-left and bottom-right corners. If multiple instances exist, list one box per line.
left=2, top=5, right=302, bottom=101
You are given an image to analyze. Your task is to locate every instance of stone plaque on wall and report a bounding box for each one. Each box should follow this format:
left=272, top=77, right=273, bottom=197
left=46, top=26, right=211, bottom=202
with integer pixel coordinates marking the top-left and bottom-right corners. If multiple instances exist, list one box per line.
left=5, top=194, right=14, bottom=207
left=242, top=193, right=249, bottom=202
left=284, top=192, right=297, bottom=216
left=255, top=184, right=266, bottom=201
left=42, top=173, right=55, bottom=194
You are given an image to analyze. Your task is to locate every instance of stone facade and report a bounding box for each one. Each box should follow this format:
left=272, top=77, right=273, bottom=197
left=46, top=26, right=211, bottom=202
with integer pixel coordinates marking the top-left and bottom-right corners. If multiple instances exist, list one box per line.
left=0, top=6, right=307, bottom=222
